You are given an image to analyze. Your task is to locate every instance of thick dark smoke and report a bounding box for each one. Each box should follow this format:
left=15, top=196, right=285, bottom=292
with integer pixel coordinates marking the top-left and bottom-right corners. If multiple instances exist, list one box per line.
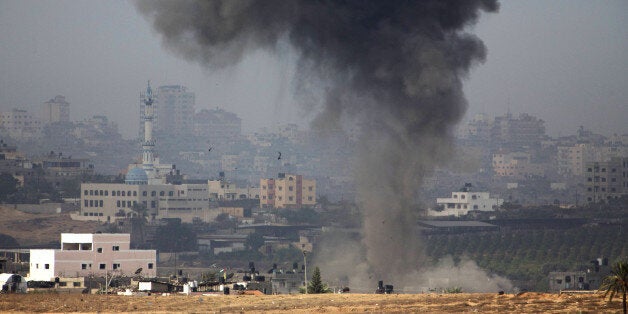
left=136, top=0, right=501, bottom=290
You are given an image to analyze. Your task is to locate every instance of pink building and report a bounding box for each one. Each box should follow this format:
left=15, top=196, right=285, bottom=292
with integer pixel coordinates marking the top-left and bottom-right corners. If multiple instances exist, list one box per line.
left=29, top=233, right=156, bottom=281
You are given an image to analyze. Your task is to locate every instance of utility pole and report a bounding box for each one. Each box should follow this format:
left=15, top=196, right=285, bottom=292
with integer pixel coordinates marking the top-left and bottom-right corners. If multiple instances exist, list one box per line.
left=303, top=250, right=308, bottom=294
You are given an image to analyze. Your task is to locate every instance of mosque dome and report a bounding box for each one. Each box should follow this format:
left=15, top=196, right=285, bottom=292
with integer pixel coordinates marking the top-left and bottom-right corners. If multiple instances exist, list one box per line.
left=125, top=167, right=148, bottom=185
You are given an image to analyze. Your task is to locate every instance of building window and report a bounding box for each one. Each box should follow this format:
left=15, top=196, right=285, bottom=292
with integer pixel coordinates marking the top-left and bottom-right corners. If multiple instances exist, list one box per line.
left=289, top=196, right=293, bottom=201
left=308, top=186, right=313, bottom=191
left=97, top=248, right=103, bottom=253
left=112, top=263, right=120, bottom=270
left=151, top=191, right=156, bottom=196
left=278, top=186, right=282, bottom=191
left=121, top=191, right=125, bottom=196
left=112, top=246, right=120, bottom=251
left=81, top=264, right=87, bottom=270
left=133, top=191, right=137, bottom=196
left=84, top=200, right=88, bottom=207
left=105, top=190, right=108, bottom=196
left=73, top=282, right=81, bottom=287
left=44, top=264, right=50, bottom=269
left=99, top=200, right=103, bottom=207
left=143, top=191, right=147, bottom=196
left=148, top=263, right=154, bottom=269
left=99, top=264, right=106, bottom=269
left=160, top=191, right=165, bottom=196
left=84, top=190, right=88, bottom=195
left=289, top=186, right=293, bottom=191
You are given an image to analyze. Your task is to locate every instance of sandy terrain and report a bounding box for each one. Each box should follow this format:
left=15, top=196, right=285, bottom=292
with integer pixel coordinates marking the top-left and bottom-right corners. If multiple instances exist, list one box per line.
left=0, top=206, right=100, bottom=247
left=0, top=292, right=622, bottom=313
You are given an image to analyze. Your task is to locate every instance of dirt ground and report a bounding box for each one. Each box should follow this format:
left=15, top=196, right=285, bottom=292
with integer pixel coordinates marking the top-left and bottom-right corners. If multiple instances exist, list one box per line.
left=0, top=292, right=622, bottom=313
left=0, top=206, right=100, bottom=247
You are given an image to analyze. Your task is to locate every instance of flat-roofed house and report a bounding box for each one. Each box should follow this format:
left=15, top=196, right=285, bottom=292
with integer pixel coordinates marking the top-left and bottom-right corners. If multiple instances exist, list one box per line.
left=29, top=233, right=156, bottom=281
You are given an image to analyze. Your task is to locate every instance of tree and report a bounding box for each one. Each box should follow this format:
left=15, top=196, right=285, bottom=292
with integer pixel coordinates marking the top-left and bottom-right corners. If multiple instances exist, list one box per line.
left=154, top=220, right=197, bottom=252
left=0, top=173, right=18, bottom=202
left=307, top=266, right=329, bottom=294
left=246, top=232, right=265, bottom=252
left=599, top=259, right=628, bottom=314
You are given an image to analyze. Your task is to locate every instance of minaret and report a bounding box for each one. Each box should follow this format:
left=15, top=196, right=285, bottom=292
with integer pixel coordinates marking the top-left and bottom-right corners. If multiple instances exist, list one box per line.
left=142, top=81, right=156, bottom=178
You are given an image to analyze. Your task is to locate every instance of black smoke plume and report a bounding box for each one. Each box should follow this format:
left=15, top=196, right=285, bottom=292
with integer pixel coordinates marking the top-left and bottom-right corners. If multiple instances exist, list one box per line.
left=136, top=0, right=499, bottom=289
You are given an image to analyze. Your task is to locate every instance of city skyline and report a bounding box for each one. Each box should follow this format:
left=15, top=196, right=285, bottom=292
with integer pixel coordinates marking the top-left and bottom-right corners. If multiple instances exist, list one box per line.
left=1, top=1, right=626, bottom=139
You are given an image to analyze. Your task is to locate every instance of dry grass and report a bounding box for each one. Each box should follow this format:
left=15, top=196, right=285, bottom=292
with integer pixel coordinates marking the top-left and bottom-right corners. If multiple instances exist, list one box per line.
left=0, top=292, right=622, bottom=313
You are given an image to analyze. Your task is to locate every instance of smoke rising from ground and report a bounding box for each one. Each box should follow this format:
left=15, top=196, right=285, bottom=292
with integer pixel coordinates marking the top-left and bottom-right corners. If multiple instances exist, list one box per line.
left=136, top=0, right=501, bottom=290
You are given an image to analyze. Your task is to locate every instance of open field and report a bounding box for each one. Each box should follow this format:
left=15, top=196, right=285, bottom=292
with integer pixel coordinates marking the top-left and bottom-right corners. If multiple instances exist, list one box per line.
left=0, top=292, right=622, bottom=313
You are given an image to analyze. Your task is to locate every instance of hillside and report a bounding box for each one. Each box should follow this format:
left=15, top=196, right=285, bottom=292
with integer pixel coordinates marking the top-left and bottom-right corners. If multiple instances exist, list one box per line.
left=0, top=206, right=100, bottom=247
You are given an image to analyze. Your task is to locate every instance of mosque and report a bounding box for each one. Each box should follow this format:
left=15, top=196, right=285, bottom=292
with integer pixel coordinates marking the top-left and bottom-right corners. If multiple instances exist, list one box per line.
left=76, top=82, right=220, bottom=223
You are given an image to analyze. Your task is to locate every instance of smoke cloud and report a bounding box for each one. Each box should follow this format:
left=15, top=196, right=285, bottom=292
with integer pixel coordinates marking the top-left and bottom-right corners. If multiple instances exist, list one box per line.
left=136, top=0, right=501, bottom=290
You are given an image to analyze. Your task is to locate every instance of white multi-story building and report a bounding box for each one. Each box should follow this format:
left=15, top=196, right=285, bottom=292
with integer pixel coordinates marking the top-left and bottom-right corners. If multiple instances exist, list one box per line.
left=29, top=233, right=156, bottom=281
left=41, top=95, right=70, bottom=124
left=79, top=178, right=217, bottom=223
left=430, top=190, right=502, bottom=217
left=0, top=108, right=42, bottom=139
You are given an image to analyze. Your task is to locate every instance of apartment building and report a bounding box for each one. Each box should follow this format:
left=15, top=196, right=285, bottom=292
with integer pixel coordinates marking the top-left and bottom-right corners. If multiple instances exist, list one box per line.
left=492, top=151, right=545, bottom=178
left=140, top=85, right=195, bottom=138
left=41, top=95, right=70, bottom=124
left=0, top=108, right=42, bottom=139
left=260, top=173, right=316, bottom=209
left=584, top=157, right=628, bottom=203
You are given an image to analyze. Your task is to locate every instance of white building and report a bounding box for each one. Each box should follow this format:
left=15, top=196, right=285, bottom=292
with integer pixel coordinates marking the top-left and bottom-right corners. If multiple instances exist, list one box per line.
left=79, top=180, right=217, bottom=223
left=41, top=95, right=70, bottom=124
left=29, top=233, right=156, bottom=281
left=430, top=190, right=502, bottom=217
left=0, top=108, right=42, bottom=139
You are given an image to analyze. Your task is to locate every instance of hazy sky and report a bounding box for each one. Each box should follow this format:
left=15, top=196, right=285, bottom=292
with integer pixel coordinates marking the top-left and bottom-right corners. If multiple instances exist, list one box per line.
left=1, top=0, right=626, bottom=139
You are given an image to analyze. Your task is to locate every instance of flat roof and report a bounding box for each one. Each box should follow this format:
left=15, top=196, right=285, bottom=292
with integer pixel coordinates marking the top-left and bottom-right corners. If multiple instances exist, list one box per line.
left=417, top=220, right=497, bottom=228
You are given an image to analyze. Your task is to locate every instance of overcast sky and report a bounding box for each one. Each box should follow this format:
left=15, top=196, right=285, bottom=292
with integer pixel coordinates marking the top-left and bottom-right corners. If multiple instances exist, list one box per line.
left=1, top=0, right=626, bottom=139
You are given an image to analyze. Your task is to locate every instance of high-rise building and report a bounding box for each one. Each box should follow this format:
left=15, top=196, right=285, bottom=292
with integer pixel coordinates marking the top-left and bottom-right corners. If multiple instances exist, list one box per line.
left=140, top=85, right=195, bottom=139
left=41, top=95, right=70, bottom=124
left=491, top=113, right=546, bottom=149
left=193, top=108, right=242, bottom=143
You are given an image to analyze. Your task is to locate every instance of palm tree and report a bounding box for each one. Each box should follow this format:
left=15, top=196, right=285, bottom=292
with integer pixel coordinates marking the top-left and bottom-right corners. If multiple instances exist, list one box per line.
left=599, top=260, right=628, bottom=314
